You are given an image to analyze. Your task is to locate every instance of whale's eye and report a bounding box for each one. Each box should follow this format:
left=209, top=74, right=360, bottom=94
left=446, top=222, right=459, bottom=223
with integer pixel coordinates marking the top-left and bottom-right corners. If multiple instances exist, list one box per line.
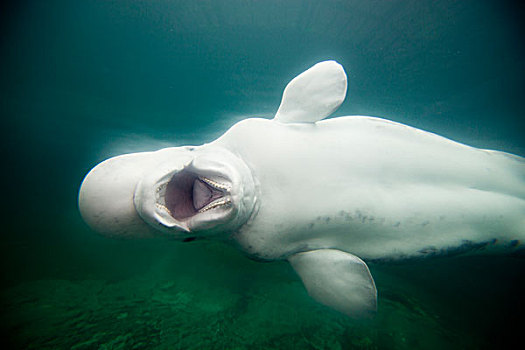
left=165, top=169, right=231, bottom=220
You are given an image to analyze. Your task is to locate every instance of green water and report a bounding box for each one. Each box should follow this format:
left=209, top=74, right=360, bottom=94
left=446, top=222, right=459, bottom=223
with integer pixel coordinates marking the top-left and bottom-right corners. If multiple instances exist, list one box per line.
left=1, top=1, right=524, bottom=349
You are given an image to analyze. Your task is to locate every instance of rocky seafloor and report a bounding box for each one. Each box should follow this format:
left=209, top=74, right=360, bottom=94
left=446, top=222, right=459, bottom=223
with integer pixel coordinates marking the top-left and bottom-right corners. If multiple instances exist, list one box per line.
left=4, top=237, right=517, bottom=350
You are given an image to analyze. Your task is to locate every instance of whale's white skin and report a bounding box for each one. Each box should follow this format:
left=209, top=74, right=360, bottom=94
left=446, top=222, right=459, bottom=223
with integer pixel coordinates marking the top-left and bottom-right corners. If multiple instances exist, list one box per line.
left=78, top=61, right=525, bottom=317
left=215, top=116, right=525, bottom=261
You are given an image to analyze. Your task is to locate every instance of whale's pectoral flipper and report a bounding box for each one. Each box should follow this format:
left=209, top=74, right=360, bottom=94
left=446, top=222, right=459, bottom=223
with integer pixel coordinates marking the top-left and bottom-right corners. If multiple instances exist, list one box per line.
left=288, top=249, right=377, bottom=318
left=274, top=60, right=347, bottom=124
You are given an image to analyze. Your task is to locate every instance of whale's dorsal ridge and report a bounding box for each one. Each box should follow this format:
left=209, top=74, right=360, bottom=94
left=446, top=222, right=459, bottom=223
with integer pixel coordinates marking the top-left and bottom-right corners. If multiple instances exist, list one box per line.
left=274, top=60, right=347, bottom=124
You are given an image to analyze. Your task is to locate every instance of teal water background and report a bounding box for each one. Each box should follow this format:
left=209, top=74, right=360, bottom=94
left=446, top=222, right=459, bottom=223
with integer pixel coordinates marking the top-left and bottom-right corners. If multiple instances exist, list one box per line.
left=1, top=1, right=524, bottom=348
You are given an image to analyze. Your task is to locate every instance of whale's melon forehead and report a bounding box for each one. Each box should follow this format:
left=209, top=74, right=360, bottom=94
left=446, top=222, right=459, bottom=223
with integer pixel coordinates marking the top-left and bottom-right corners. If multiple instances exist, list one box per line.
left=78, top=151, right=162, bottom=238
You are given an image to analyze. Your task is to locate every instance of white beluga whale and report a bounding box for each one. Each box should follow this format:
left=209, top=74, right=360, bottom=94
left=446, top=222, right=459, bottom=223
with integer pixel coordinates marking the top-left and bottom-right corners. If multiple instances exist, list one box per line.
left=78, top=61, right=525, bottom=317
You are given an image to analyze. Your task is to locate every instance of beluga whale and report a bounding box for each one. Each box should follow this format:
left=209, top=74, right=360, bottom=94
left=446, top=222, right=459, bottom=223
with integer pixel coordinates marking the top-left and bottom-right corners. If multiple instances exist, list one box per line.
left=78, top=61, right=525, bottom=318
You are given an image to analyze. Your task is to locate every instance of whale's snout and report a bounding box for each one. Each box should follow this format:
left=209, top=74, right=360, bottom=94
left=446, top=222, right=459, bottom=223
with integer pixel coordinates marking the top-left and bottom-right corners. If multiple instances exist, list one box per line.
left=78, top=153, right=159, bottom=238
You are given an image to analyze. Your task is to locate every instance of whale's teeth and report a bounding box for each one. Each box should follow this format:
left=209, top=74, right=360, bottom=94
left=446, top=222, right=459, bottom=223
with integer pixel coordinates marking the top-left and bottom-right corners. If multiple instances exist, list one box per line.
left=156, top=203, right=169, bottom=212
left=155, top=183, right=167, bottom=200
left=198, top=198, right=232, bottom=213
left=200, top=177, right=231, bottom=191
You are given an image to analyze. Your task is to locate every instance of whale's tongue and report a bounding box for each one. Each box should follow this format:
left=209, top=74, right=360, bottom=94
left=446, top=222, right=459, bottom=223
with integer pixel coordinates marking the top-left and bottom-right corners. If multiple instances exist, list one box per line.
left=193, top=179, right=223, bottom=210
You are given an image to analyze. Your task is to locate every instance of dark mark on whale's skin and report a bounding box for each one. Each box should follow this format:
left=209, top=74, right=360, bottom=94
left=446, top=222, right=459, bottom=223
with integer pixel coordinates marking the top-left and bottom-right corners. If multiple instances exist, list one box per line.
left=418, top=246, right=438, bottom=255
left=310, top=211, right=392, bottom=229
left=371, top=239, right=506, bottom=264
left=328, top=235, right=524, bottom=264
left=418, top=240, right=494, bottom=259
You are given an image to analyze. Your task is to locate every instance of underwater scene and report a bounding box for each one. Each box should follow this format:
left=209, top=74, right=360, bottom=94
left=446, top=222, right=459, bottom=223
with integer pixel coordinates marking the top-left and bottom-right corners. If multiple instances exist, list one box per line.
left=1, top=1, right=524, bottom=349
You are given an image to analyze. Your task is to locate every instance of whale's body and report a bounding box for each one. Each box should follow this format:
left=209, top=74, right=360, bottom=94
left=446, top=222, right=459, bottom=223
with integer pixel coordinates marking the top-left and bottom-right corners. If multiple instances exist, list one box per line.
left=214, top=116, right=525, bottom=262
left=78, top=61, right=525, bottom=317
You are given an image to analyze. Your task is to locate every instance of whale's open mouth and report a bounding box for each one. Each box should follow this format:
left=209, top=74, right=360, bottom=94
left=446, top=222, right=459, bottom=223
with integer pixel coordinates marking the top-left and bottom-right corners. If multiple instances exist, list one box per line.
left=133, top=147, right=256, bottom=235
left=156, top=169, right=232, bottom=221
